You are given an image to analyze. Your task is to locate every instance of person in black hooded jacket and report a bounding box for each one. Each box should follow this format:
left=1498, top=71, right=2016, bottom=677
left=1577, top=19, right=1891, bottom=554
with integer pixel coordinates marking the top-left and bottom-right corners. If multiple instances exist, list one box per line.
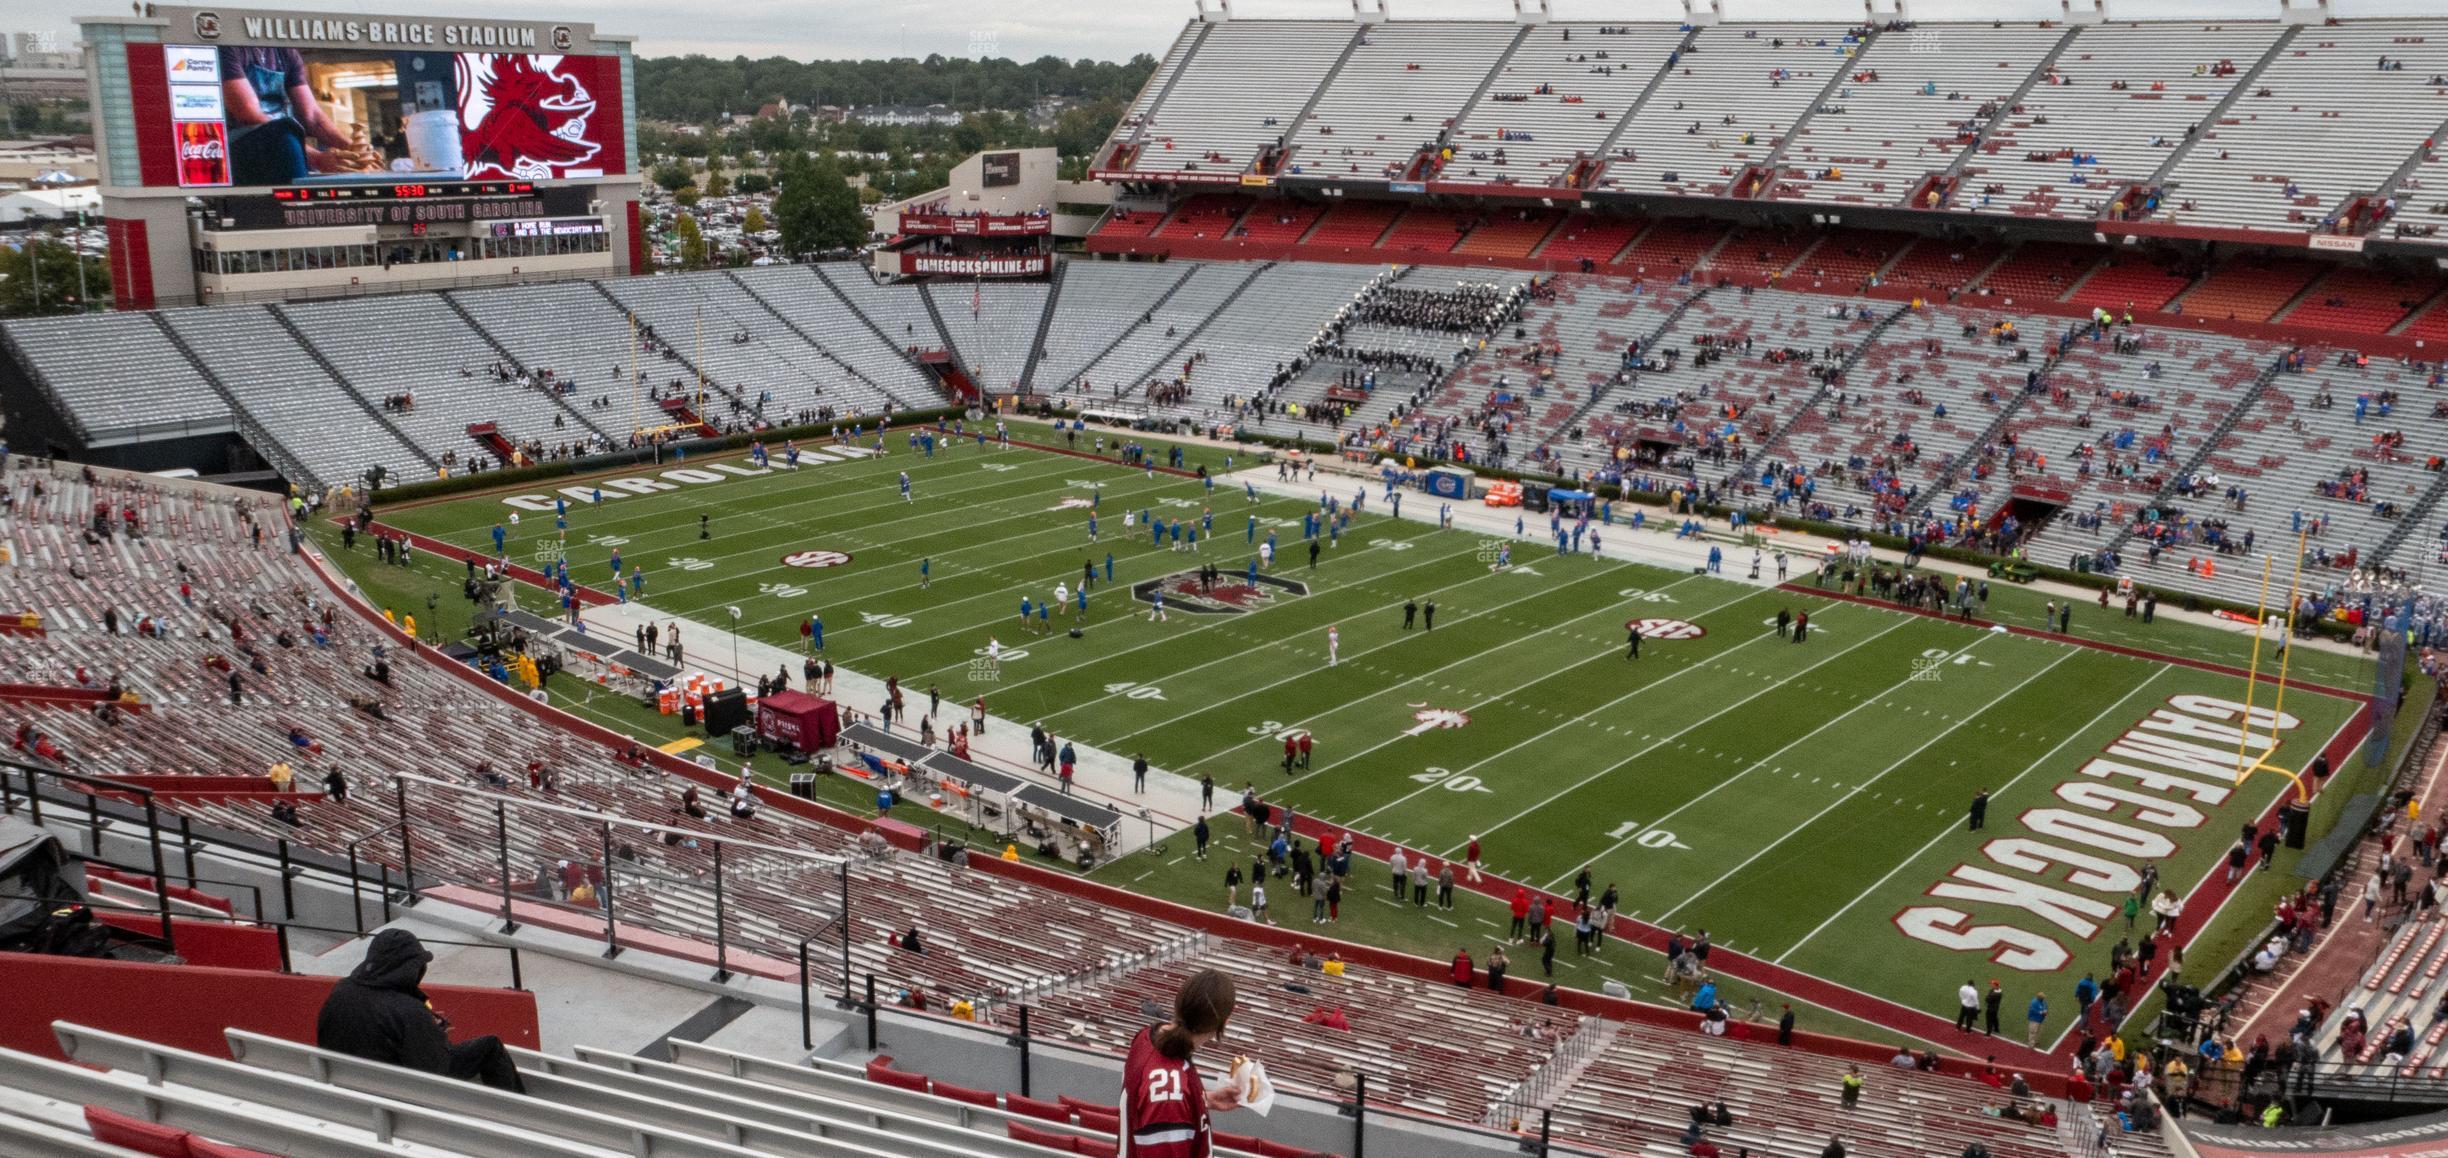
left=315, top=928, right=525, bottom=1092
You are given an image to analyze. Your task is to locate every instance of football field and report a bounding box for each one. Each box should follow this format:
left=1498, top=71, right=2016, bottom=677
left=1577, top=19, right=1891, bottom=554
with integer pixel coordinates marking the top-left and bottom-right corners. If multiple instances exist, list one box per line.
left=365, top=424, right=2375, bottom=1047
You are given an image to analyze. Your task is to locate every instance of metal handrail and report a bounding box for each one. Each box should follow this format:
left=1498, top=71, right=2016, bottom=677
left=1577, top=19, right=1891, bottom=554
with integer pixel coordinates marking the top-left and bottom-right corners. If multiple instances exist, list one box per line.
left=816, top=968, right=1627, bottom=1158
left=2, top=760, right=178, bottom=948
left=42, top=892, right=527, bottom=988
left=71, top=848, right=268, bottom=929
left=343, top=816, right=409, bottom=935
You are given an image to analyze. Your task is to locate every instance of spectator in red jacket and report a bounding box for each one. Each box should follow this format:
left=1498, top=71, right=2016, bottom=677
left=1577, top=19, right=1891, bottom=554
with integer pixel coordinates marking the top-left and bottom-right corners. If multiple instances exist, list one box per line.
left=1509, top=888, right=1532, bottom=939
left=1301, top=1006, right=1349, bottom=1031
left=1451, top=947, right=1474, bottom=988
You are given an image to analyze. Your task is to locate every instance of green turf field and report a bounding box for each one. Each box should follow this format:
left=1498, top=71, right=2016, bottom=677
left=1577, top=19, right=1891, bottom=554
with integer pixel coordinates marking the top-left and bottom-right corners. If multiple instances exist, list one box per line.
left=340, top=422, right=2378, bottom=1048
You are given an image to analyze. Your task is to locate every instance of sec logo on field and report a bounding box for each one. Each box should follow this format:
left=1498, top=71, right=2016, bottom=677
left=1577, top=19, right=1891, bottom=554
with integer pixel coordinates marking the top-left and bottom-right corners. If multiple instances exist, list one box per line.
left=1626, top=617, right=1705, bottom=640
left=781, top=550, right=854, bottom=569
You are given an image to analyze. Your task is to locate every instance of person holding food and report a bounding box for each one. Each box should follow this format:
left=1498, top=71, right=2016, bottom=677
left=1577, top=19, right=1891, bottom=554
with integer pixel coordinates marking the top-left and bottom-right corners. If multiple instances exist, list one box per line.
left=218, top=45, right=382, bottom=185
left=1124, top=969, right=1252, bottom=1156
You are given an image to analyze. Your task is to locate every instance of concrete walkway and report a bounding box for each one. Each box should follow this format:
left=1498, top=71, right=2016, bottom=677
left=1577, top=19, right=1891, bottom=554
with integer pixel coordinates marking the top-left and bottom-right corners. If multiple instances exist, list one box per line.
left=568, top=598, right=1206, bottom=856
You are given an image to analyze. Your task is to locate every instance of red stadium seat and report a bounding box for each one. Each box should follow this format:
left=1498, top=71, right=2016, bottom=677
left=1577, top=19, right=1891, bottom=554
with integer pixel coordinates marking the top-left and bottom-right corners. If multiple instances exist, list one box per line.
left=930, top=1080, right=1000, bottom=1108
left=1005, top=1092, right=1074, bottom=1123
left=1007, top=1120, right=1081, bottom=1150
left=83, top=1106, right=191, bottom=1158
left=864, top=1058, right=930, bottom=1092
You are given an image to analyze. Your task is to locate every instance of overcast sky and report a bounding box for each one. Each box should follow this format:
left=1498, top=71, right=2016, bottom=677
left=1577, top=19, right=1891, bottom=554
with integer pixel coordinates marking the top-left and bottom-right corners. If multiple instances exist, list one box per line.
left=21, top=0, right=2448, bottom=67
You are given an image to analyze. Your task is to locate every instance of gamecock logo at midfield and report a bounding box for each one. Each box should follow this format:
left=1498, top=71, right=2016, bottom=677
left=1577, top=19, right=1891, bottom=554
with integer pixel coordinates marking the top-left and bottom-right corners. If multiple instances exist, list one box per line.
left=1129, top=571, right=1309, bottom=615
left=457, top=54, right=601, bottom=180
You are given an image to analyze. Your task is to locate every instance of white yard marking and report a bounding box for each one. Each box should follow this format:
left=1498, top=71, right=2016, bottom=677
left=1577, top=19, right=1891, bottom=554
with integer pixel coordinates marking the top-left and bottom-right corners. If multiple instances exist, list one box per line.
left=1092, top=566, right=1702, bottom=749
left=1350, top=612, right=1905, bottom=832
left=1773, top=665, right=2172, bottom=963
left=1653, top=644, right=2081, bottom=926
left=1539, top=634, right=1999, bottom=893
left=1184, top=574, right=1751, bottom=782
left=950, top=531, right=1481, bottom=699
left=834, top=512, right=1459, bottom=657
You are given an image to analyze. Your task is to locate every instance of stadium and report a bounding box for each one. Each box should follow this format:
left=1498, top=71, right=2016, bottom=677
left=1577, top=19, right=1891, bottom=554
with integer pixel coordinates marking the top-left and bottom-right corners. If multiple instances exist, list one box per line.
left=1, top=1, right=2447, bottom=1156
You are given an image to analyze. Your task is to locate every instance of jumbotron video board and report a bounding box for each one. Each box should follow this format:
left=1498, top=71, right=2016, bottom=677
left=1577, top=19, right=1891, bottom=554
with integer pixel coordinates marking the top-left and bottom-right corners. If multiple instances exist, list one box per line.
left=124, top=7, right=630, bottom=191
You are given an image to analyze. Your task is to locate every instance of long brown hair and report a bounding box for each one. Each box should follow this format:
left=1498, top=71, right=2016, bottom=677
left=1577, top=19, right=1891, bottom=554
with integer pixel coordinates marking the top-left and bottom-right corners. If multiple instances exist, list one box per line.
left=1154, top=968, right=1236, bottom=1060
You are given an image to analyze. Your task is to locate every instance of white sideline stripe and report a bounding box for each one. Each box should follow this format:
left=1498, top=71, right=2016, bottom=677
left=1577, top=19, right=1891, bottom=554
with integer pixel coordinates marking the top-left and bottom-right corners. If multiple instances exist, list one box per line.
left=502, top=453, right=1086, bottom=597
left=677, top=460, right=1151, bottom=590
left=1344, top=606, right=1882, bottom=830
left=1652, top=643, right=2083, bottom=926
left=1537, top=633, right=2001, bottom=894
left=1160, top=570, right=1723, bottom=778
left=838, top=515, right=1450, bottom=661
left=448, top=442, right=1043, bottom=545
left=1772, top=665, right=2174, bottom=964
left=653, top=458, right=1173, bottom=602
left=919, top=530, right=1486, bottom=698
left=1425, top=614, right=1913, bottom=853
left=599, top=466, right=1214, bottom=642
left=1078, top=552, right=1672, bottom=745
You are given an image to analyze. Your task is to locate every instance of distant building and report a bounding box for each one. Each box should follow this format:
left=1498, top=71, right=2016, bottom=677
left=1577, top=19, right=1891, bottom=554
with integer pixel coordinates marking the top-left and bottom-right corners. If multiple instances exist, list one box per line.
left=4, top=31, right=80, bottom=69
left=0, top=184, right=102, bottom=225
left=1028, top=95, right=1072, bottom=128
left=0, top=141, right=97, bottom=183
left=0, top=32, right=86, bottom=101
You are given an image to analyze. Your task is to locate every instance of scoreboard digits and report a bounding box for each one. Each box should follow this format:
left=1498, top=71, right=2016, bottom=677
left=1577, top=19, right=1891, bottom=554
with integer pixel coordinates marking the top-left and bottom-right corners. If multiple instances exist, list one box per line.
left=270, top=181, right=538, bottom=202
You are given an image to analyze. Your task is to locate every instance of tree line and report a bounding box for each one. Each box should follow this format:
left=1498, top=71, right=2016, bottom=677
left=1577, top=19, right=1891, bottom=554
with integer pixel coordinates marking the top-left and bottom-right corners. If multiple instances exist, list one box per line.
left=633, top=53, right=1157, bottom=125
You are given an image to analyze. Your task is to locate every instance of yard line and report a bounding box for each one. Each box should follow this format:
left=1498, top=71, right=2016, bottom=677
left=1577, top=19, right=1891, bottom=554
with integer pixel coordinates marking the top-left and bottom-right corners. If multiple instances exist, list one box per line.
left=1422, top=614, right=1914, bottom=851
left=730, top=489, right=1317, bottom=636
left=1145, top=565, right=1723, bottom=758
left=1772, top=665, right=2172, bottom=964
left=1342, top=606, right=1879, bottom=829
left=420, top=443, right=1040, bottom=540
left=648, top=461, right=1179, bottom=600
left=486, top=453, right=1086, bottom=594
left=827, top=516, right=1451, bottom=657
left=653, top=460, right=1108, bottom=573
left=1042, top=550, right=1654, bottom=739
left=900, top=533, right=1494, bottom=695
left=559, top=448, right=1247, bottom=604
left=1651, top=643, right=2082, bottom=926
left=1537, top=633, right=2002, bottom=893
left=1238, top=576, right=1765, bottom=789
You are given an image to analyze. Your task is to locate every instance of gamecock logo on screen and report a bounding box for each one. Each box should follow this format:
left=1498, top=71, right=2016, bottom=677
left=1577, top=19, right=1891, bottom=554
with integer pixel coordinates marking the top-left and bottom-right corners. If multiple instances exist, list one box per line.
left=456, top=54, right=603, bottom=181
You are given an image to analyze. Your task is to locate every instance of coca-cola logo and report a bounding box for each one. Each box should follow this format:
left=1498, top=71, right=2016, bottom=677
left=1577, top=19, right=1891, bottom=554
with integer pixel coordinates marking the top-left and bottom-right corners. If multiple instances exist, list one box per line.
left=193, top=12, right=221, bottom=39
left=180, top=138, right=226, bottom=160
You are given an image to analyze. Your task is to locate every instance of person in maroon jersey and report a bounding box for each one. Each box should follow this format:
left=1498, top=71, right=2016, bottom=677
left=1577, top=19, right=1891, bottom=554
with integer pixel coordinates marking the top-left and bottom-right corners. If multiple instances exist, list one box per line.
left=1123, top=969, right=1242, bottom=1157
